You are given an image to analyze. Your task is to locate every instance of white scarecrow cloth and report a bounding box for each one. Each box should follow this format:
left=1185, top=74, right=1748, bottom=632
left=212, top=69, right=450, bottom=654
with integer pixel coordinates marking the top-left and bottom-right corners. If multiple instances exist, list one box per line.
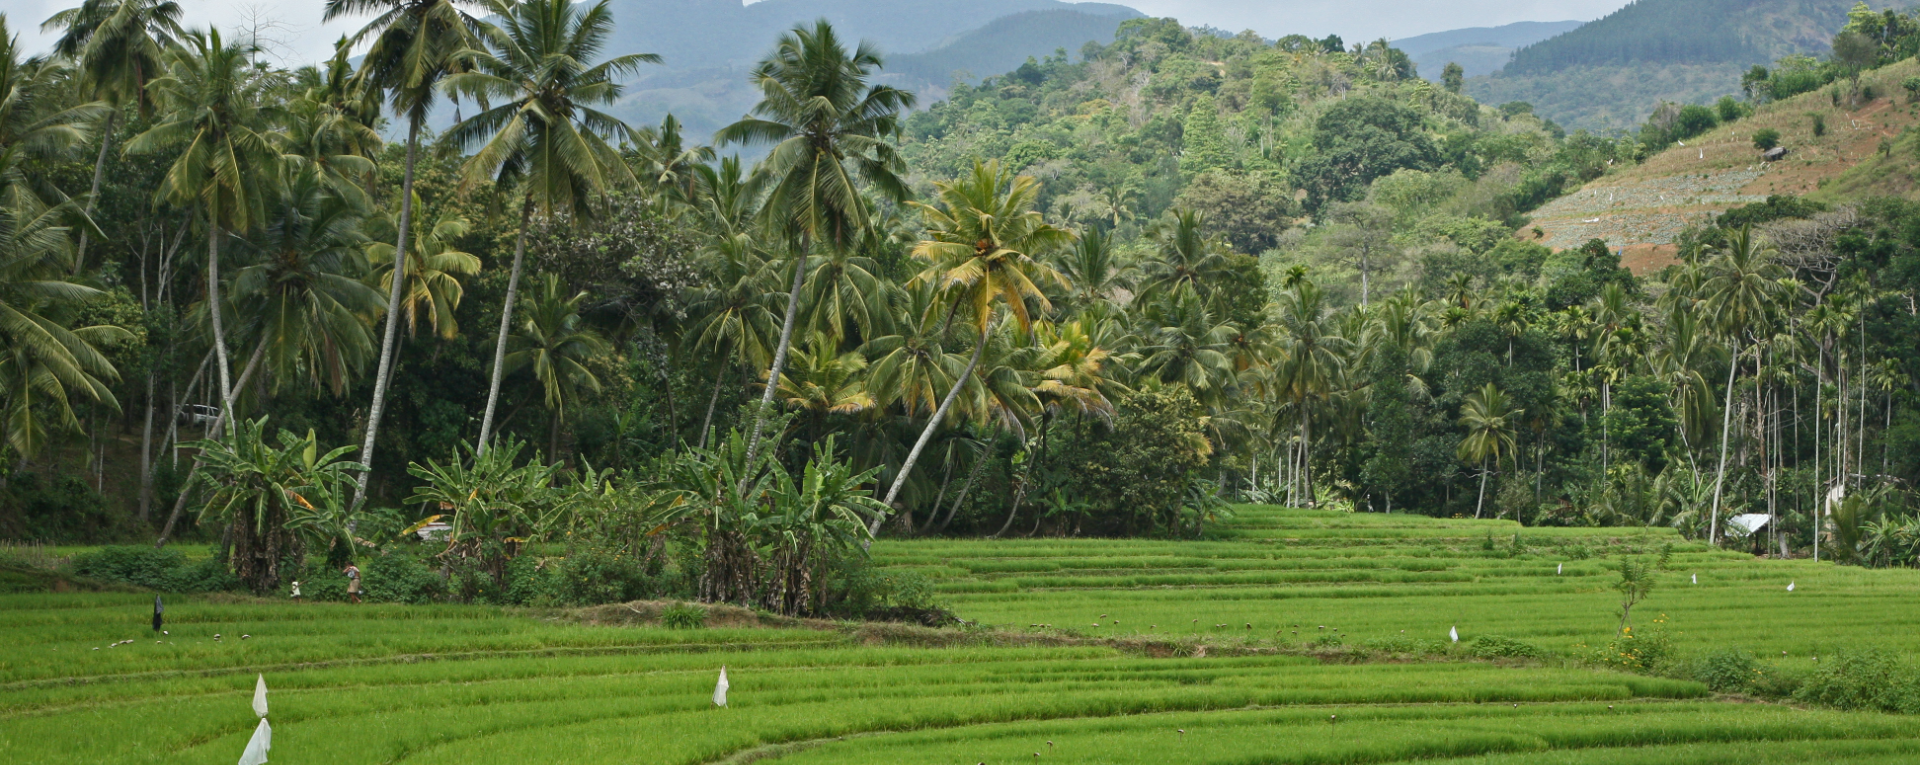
left=238, top=718, right=271, bottom=765
left=1449, top=626, right=1459, bottom=643
left=253, top=674, right=269, bottom=718
left=714, top=666, right=730, bottom=707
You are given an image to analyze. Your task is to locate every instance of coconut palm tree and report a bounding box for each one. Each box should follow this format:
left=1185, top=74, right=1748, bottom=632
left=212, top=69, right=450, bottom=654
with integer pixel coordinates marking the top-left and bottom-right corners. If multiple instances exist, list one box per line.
left=227, top=173, right=384, bottom=396
left=1270, top=276, right=1349, bottom=505
left=1138, top=209, right=1232, bottom=302
left=881, top=160, right=1071, bottom=520
left=1050, top=228, right=1133, bottom=311
left=365, top=207, right=479, bottom=339
left=325, top=0, right=486, bottom=504
left=126, top=27, right=281, bottom=437
left=505, top=273, right=612, bottom=458
left=440, top=0, right=655, bottom=453
left=774, top=332, right=874, bottom=443
left=40, top=0, right=183, bottom=269
left=714, top=19, right=914, bottom=484
left=1702, top=226, right=1787, bottom=542
left=0, top=149, right=130, bottom=459
left=1458, top=383, right=1521, bottom=519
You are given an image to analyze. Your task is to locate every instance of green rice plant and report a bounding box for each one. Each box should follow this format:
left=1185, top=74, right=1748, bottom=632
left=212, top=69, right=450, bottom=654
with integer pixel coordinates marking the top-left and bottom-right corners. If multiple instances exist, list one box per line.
left=660, top=602, right=707, bottom=629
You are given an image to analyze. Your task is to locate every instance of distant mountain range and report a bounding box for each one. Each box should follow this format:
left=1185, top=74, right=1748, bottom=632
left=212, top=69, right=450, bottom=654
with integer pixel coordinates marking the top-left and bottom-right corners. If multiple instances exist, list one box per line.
left=1394, top=20, right=1585, bottom=80
left=591, top=0, right=1141, bottom=141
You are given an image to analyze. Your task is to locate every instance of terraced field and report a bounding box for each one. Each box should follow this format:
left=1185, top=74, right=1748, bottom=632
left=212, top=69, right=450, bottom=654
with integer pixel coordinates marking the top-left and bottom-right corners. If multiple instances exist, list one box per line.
left=5, top=507, right=1919, bottom=764
left=884, top=507, right=1920, bottom=656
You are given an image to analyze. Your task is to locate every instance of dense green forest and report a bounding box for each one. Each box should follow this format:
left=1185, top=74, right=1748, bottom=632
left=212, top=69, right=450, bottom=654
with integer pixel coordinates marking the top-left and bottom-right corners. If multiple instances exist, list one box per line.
left=4, top=0, right=1920, bottom=614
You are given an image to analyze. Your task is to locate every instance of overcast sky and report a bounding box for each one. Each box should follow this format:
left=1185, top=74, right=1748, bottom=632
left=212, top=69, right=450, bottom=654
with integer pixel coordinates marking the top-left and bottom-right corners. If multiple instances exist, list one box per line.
left=3, top=0, right=1635, bottom=66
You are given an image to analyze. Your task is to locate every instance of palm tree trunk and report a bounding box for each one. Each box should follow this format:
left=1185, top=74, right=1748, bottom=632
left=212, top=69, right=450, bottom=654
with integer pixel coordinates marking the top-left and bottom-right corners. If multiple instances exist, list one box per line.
left=1474, top=457, right=1489, bottom=518
left=922, top=450, right=956, bottom=534
left=139, top=371, right=156, bottom=523
left=938, top=447, right=989, bottom=533
left=699, top=357, right=728, bottom=449
left=206, top=223, right=236, bottom=438
left=1708, top=340, right=1740, bottom=543
left=349, top=117, right=422, bottom=509
left=892, top=323, right=991, bottom=540
left=75, top=111, right=115, bottom=276
left=156, top=336, right=268, bottom=548
left=738, top=246, right=809, bottom=494
left=477, top=195, right=535, bottom=455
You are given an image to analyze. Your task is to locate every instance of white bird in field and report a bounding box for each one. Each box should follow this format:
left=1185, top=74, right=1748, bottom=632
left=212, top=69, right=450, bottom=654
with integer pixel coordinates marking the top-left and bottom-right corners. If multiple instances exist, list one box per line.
left=252, top=674, right=269, bottom=718
left=1678, top=140, right=1686, bottom=146
left=1787, top=581, right=1796, bottom=592
left=714, top=666, right=730, bottom=707
left=1450, top=626, right=1459, bottom=643
left=237, top=718, right=271, bottom=765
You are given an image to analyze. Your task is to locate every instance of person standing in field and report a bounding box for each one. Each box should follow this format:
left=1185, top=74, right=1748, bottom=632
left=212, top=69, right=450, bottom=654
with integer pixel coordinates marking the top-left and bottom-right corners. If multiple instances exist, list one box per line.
left=290, top=580, right=302, bottom=603
left=343, top=563, right=362, bottom=604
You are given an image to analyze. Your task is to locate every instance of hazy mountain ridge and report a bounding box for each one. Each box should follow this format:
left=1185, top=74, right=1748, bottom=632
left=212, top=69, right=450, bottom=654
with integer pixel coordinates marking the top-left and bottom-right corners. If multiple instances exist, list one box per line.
left=599, top=0, right=1142, bottom=141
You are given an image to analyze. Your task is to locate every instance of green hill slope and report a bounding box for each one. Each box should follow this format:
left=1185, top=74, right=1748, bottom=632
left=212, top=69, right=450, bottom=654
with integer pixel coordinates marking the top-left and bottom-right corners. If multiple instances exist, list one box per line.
left=1469, top=0, right=1902, bottom=131
left=1524, top=57, right=1920, bottom=271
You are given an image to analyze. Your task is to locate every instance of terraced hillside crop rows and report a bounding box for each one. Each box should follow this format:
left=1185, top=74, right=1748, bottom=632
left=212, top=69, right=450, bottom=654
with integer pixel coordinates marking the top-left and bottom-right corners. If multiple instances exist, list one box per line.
left=6, top=507, right=1920, bottom=764
left=882, top=507, right=1920, bottom=656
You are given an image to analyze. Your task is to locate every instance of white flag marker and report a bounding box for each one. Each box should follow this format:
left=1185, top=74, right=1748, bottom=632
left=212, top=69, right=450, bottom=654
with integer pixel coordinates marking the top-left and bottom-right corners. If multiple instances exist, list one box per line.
left=1556, top=563, right=1562, bottom=575
left=252, top=674, right=269, bottom=718
left=1691, top=574, right=1697, bottom=585
left=1787, top=581, right=1795, bottom=592
left=713, top=666, right=730, bottom=707
left=238, top=718, right=271, bottom=765
left=1449, top=626, right=1459, bottom=643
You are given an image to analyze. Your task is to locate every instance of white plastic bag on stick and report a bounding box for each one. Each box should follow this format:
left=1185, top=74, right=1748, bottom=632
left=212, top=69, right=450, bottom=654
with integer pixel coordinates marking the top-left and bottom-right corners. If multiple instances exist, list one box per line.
left=713, top=666, right=729, bottom=707
left=238, top=718, right=271, bottom=765
left=252, top=674, right=269, bottom=718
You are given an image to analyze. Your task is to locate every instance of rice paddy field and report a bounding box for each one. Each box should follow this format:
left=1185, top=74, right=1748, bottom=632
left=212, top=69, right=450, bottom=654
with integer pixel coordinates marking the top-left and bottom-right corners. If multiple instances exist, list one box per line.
left=5, top=507, right=1920, bottom=764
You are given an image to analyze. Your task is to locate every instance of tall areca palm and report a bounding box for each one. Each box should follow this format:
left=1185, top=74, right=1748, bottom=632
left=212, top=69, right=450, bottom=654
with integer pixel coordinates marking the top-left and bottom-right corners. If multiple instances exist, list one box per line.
left=1458, top=383, right=1522, bottom=519
left=714, top=19, right=914, bottom=485
left=126, top=27, right=281, bottom=438
left=41, top=0, right=183, bottom=269
left=441, top=0, right=654, bottom=454
left=1271, top=276, right=1349, bottom=505
left=1701, top=226, right=1786, bottom=542
left=328, top=0, right=485, bottom=503
left=884, top=160, right=1071, bottom=517
left=505, top=273, right=612, bottom=458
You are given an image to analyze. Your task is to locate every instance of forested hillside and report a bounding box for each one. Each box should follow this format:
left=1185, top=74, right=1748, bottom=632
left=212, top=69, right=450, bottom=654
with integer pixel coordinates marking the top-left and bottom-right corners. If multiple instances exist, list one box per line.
left=1471, top=0, right=1906, bottom=130
left=1396, top=21, right=1585, bottom=79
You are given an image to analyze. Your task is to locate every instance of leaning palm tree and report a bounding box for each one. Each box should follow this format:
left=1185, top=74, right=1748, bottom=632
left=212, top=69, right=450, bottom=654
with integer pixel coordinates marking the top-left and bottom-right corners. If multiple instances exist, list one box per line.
left=440, top=0, right=655, bottom=453
left=325, top=0, right=485, bottom=502
left=126, top=27, right=281, bottom=437
left=505, top=273, right=612, bottom=458
left=714, top=19, right=914, bottom=486
left=881, top=160, right=1071, bottom=521
left=1458, top=383, right=1522, bottom=520
left=41, top=0, right=183, bottom=269
left=1701, top=226, right=1786, bottom=542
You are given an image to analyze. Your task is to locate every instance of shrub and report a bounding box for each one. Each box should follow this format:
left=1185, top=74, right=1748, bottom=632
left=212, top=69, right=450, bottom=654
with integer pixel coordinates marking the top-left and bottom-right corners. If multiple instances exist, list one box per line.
left=660, top=602, right=706, bottom=629
left=1584, top=619, right=1672, bottom=671
left=530, top=542, right=658, bottom=607
left=363, top=553, right=445, bottom=605
left=1692, top=648, right=1762, bottom=693
left=1811, top=113, right=1827, bottom=137
left=1468, top=635, right=1545, bottom=660
left=1364, top=634, right=1445, bottom=655
left=1753, top=128, right=1780, bottom=151
left=68, top=546, right=238, bottom=592
left=1793, top=648, right=1920, bottom=713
